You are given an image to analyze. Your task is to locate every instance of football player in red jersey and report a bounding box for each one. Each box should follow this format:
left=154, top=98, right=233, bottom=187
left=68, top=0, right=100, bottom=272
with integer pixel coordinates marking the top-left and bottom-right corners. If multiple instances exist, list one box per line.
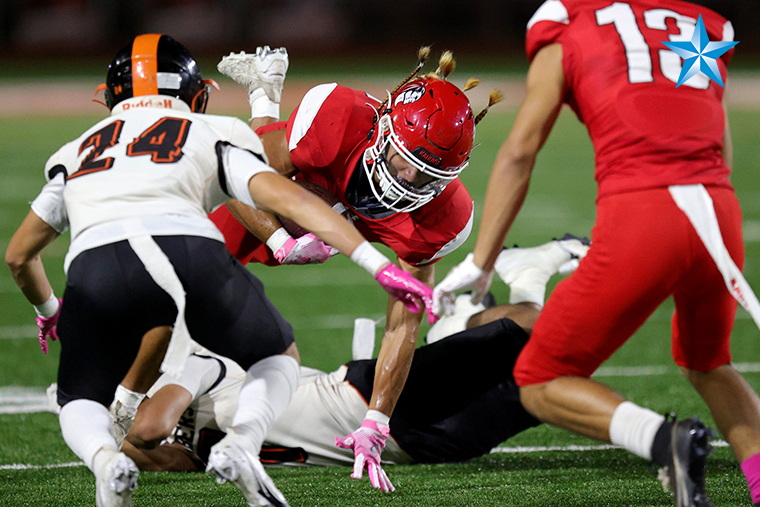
left=434, top=1, right=760, bottom=506
left=210, top=47, right=501, bottom=492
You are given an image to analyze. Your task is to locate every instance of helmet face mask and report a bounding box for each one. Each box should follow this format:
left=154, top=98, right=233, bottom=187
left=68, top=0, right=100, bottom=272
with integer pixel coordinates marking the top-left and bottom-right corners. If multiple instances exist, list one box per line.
left=105, top=34, right=209, bottom=113
left=363, top=78, right=474, bottom=213
left=363, top=116, right=451, bottom=212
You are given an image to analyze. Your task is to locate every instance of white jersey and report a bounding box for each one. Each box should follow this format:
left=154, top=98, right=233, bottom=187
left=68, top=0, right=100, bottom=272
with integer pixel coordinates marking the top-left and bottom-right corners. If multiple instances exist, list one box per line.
left=32, top=95, right=274, bottom=272
left=153, top=351, right=413, bottom=466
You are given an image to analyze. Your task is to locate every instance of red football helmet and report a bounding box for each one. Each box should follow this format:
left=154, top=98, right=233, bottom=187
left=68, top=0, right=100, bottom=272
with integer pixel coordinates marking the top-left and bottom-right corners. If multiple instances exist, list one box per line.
left=363, top=77, right=475, bottom=212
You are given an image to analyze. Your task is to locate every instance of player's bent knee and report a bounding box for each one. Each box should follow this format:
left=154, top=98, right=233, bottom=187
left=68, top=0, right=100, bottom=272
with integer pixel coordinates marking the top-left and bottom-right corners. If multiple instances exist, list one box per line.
left=128, top=418, right=174, bottom=449
left=519, top=383, right=550, bottom=421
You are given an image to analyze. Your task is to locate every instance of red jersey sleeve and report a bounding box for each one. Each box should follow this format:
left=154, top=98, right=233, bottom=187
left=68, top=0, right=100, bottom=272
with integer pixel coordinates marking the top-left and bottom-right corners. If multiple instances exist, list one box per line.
left=285, top=84, right=360, bottom=171
left=382, top=180, right=474, bottom=266
left=525, top=0, right=570, bottom=61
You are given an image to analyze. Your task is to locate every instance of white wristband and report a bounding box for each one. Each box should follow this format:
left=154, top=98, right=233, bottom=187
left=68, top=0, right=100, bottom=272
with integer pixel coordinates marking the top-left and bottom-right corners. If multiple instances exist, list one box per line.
left=365, top=409, right=390, bottom=427
left=34, top=292, right=60, bottom=318
left=266, top=227, right=292, bottom=253
left=249, top=88, right=280, bottom=120
left=350, top=241, right=390, bottom=276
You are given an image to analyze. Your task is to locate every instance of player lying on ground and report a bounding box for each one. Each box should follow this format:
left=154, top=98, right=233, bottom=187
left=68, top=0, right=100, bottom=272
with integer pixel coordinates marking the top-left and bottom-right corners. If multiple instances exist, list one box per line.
left=50, top=236, right=586, bottom=476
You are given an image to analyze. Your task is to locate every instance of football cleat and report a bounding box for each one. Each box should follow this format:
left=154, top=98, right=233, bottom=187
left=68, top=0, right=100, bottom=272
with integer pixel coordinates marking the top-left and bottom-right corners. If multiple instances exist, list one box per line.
left=95, top=450, right=139, bottom=507
left=657, top=416, right=715, bottom=507
left=46, top=382, right=61, bottom=415
left=109, top=400, right=137, bottom=451
left=425, top=292, right=495, bottom=344
left=494, top=233, right=590, bottom=286
left=207, top=430, right=290, bottom=507
left=217, top=47, right=289, bottom=103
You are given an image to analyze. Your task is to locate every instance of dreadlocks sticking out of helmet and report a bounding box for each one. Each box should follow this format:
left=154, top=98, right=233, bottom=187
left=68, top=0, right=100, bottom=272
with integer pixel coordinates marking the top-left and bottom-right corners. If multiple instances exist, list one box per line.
left=205, top=46, right=501, bottom=493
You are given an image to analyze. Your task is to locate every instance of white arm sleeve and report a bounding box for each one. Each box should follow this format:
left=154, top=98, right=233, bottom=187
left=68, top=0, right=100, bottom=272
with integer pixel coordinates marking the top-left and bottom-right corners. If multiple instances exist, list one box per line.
left=213, top=142, right=277, bottom=210
left=30, top=172, right=69, bottom=234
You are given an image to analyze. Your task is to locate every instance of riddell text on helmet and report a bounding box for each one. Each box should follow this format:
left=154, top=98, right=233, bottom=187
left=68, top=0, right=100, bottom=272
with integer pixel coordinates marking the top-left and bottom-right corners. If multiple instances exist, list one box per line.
left=122, top=98, right=177, bottom=110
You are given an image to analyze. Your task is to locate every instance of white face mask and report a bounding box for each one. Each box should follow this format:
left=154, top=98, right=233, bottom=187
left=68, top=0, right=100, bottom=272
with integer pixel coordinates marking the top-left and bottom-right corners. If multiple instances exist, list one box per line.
left=362, top=115, right=462, bottom=213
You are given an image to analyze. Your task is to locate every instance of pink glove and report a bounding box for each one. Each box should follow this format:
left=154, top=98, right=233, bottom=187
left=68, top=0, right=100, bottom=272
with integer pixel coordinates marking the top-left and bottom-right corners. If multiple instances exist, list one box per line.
left=375, top=264, right=437, bottom=324
left=36, top=298, right=62, bottom=354
left=335, top=419, right=395, bottom=493
left=273, top=233, right=339, bottom=265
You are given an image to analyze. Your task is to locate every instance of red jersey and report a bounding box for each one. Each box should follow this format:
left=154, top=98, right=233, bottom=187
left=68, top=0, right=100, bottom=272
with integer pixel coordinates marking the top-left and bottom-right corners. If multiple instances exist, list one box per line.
left=526, top=0, right=735, bottom=198
left=210, top=83, right=474, bottom=266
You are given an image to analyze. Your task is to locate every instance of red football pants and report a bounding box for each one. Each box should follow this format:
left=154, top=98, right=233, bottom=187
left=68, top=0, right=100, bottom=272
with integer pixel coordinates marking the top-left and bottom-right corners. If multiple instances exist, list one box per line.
left=514, top=186, right=744, bottom=386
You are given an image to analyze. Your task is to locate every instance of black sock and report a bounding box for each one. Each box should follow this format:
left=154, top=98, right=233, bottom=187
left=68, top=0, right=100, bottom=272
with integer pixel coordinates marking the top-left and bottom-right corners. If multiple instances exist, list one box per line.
left=650, top=419, right=675, bottom=466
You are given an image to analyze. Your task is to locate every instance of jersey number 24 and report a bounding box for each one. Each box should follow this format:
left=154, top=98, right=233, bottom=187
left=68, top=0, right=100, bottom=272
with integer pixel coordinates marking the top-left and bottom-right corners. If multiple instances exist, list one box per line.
left=70, top=117, right=191, bottom=180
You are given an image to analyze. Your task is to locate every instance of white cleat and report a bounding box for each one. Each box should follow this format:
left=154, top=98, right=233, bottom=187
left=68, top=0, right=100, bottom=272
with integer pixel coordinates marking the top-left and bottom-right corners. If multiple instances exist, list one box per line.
left=217, top=47, right=289, bottom=102
left=109, top=400, right=137, bottom=451
left=46, top=382, right=61, bottom=415
left=207, top=430, right=290, bottom=507
left=95, top=450, right=139, bottom=507
left=495, top=233, right=590, bottom=286
left=426, top=292, right=495, bottom=344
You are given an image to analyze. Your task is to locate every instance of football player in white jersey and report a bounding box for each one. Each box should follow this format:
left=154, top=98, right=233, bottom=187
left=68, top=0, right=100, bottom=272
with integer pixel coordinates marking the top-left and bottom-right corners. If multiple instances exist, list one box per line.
left=99, top=235, right=588, bottom=471
left=4, top=34, right=435, bottom=507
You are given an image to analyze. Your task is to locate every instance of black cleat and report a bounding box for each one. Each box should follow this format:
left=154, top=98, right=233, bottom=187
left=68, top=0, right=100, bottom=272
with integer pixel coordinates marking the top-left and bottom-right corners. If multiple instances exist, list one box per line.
left=554, top=232, right=591, bottom=247
left=658, top=417, right=715, bottom=507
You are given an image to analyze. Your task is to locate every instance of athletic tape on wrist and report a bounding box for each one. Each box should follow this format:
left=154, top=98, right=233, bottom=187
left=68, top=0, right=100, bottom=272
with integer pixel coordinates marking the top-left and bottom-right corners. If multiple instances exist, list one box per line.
left=350, top=241, right=389, bottom=276
left=365, top=409, right=391, bottom=427
left=266, top=227, right=292, bottom=253
left=34, top=292, right=60, bottom=319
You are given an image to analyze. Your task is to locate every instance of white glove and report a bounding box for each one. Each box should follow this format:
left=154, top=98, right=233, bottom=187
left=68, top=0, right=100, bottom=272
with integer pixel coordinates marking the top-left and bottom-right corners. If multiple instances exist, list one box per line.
left=432, top=253, right=494, bottom=317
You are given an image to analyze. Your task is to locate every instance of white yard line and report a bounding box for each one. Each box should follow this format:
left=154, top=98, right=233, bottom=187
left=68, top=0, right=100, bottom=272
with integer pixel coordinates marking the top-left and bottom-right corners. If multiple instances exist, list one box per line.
left=0, top=461, right=85, bottom=470
left=0, top=441, right=732, bottom=470
left=492, top=440, right=729, bottom=454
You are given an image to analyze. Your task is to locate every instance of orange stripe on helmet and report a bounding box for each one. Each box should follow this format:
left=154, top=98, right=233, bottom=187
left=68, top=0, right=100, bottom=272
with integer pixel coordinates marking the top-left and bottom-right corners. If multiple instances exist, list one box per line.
left=131, top=33, right=161, bottom=97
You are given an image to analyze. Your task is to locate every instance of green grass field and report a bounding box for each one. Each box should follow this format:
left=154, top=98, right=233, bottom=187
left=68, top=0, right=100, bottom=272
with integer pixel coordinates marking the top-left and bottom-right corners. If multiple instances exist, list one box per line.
left=1, top=95, right=759, bottom=506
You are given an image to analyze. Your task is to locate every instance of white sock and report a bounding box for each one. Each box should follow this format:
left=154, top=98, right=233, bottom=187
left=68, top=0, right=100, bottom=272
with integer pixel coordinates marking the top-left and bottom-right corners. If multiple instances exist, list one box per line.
left=609, top=401, right=665, bottom=461
left=231, top=355, right=299, bottom=451
left=59, top=399, right=118, bottom=472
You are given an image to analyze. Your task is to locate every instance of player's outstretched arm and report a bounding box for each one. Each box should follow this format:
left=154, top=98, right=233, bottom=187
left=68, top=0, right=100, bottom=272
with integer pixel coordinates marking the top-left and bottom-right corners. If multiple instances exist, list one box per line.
left=433, top=44, right=566, bottom=315
left=248, top=171, right=435, bottom=317
left=5, top=210, right=59, bottom=305
left=473, top=43, right=566, bottom=271
left=371, top=260, right=434, bottom=416
left=5, top=209, right=62, bottom=353
left=336, top=259, right=433, bottom=493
